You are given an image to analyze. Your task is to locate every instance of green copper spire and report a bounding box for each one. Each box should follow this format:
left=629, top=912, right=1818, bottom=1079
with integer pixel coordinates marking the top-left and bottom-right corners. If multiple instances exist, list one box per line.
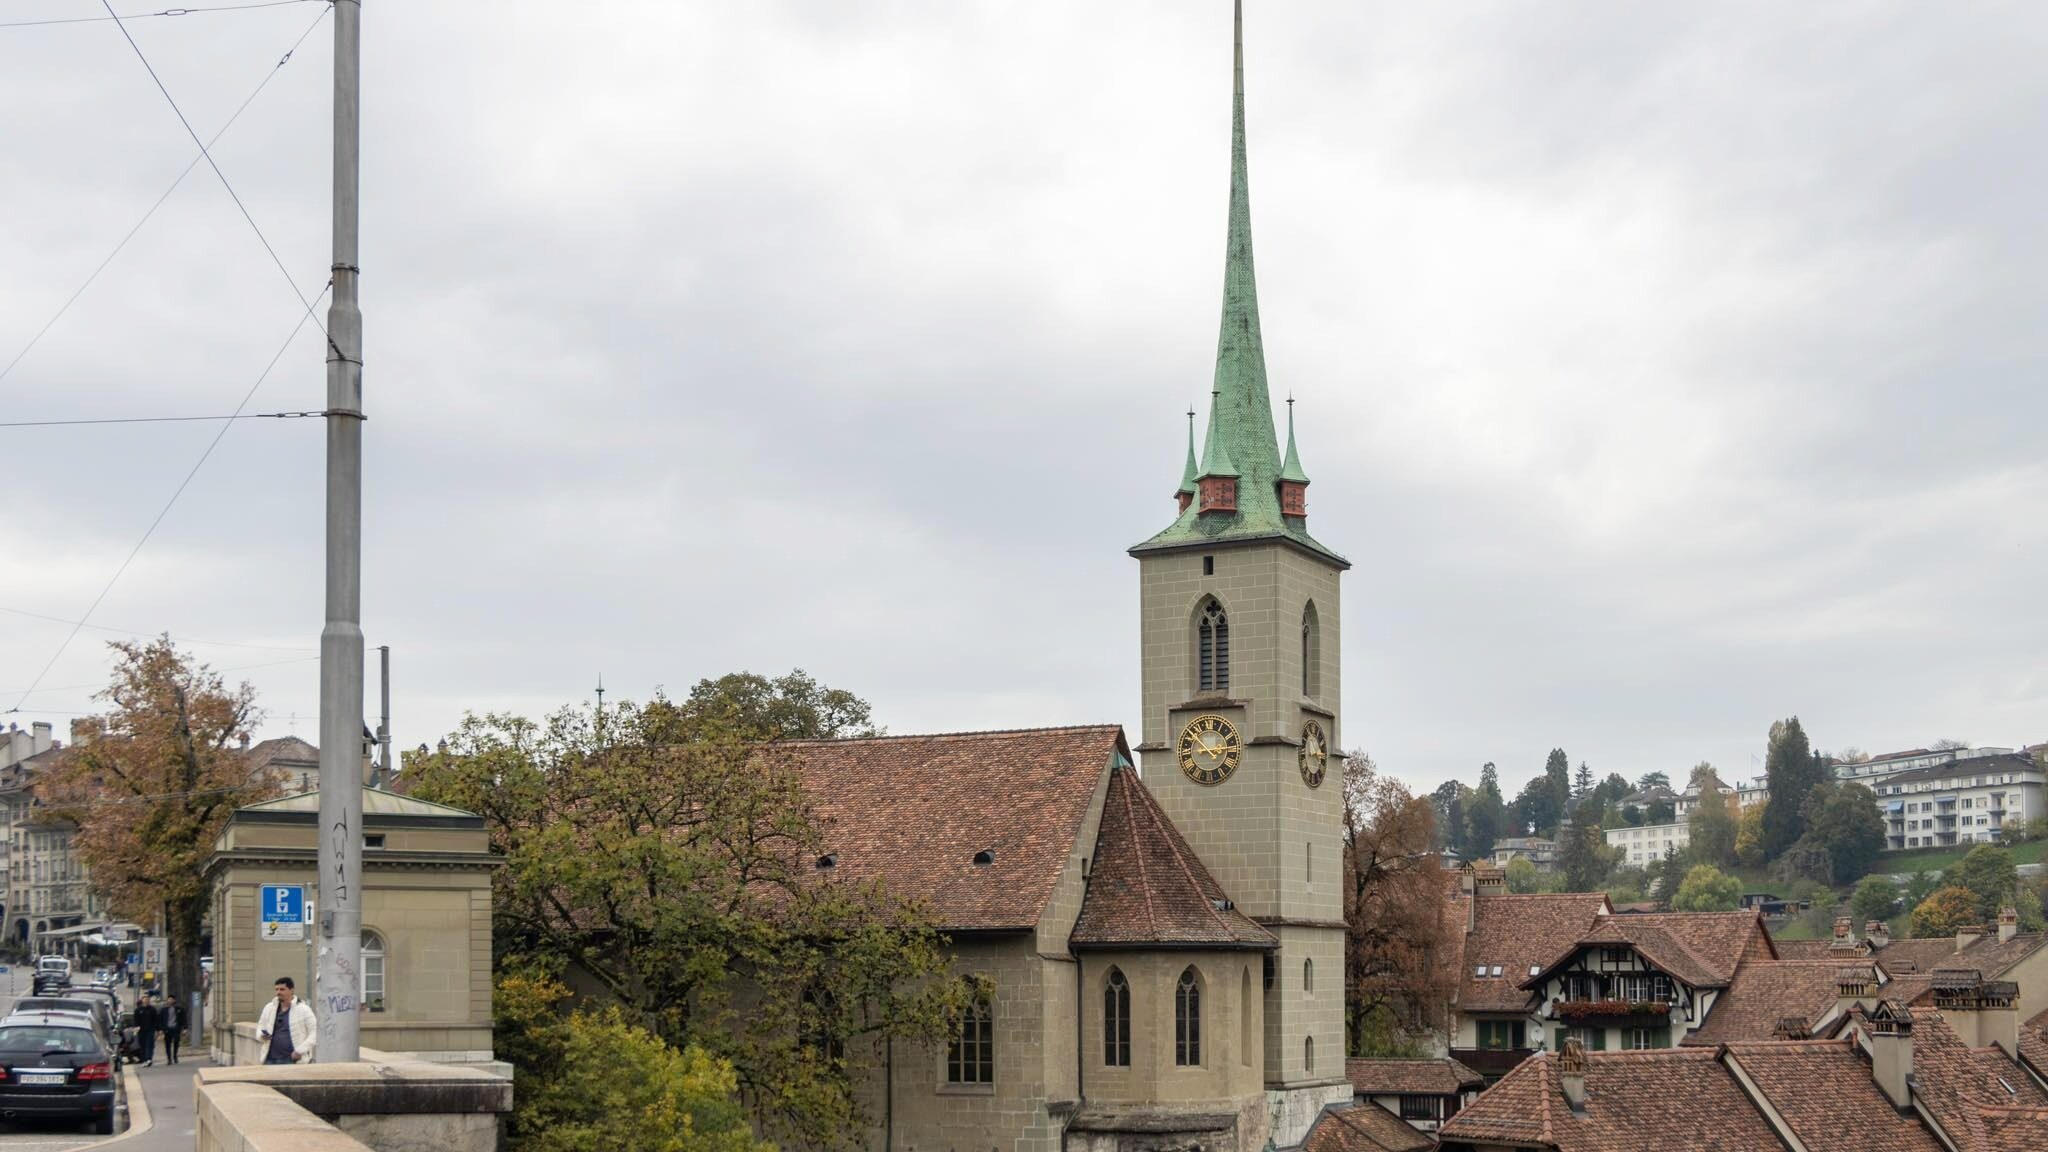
left=1131, top=0, right=1346, bottom=569
left=1279, top=396, right=1308, bottom=484
left=1177, top=408, right=1201, bottom=496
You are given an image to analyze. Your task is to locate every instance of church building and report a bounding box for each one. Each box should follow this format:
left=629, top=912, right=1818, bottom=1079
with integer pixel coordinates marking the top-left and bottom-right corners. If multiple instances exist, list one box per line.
left=784, top=5, right=1353, bottom=1149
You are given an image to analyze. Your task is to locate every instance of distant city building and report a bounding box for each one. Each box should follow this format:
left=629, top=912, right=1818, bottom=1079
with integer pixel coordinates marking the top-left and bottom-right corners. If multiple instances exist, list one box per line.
left=1833, top=744, right=2018, bottom=790
left=1735, top=776, right=1769, bottom=810
left=1604, top=820, right=1690, bottom=866
left=1864, top=752, right=2045, bottom=849
left=1492, top=837, right=1559, bottom=872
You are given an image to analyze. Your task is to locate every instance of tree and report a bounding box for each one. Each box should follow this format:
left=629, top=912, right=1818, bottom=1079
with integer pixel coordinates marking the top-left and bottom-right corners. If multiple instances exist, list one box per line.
left=1645, top=798, right=1676, bottom=825
left=1558, top=798, right=1616, bottom=892
left=1904, top=870, right=1941, bottom=910
left=1850, top=875, right=1901, bottom=927
left=405, top=694, right=960, bottom=1146
left=1605, top=868, right=1648, bottom=906
left=1801, top=782, right=1886, bottom=883
left=1931, top=738, right=1971, bottom=752
left=1466, top=764, right=1506, bottom=858
left=1910, top=887, right=1980, bottom=938
left=1573, top=761, right=1594, bottom=801
left=1688, top=788, right=1738, bottom=868
left=1428, top=781, right=1469, bottom=856
left=1761, top=717, right=1827, bottom=861
left=1672, top=864, right=1741, bottom=912
left=1504, top=856, right=1551, bottom=894
left=1543, top=750, right=1571, bottom=823
left=1509, top=777, right=1557, bottom=842
left=1773, top=840, right=1834, bottom=886
left=1342, top=753, right=1455, bottom=1053
left=1636, top=771, right=1670, bottom=792
left=1836, top=748, right=1871, bottom=765
left=1943, top=845, right=2020, bottom=924
left=496, top=974, right=767, bottom=1152
left=676, top=670, right=878, bottom=741
left=42, top=639, right=278, bottom=1043
left=1735, top=805, right=1766, bottom=868
left=1688, top=762, right=1723, bottom=792
left=1598, top=773, right=1632, bottom=806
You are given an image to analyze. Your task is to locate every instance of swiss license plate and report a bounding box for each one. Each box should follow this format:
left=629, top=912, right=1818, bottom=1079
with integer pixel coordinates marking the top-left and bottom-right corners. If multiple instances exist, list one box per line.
left=17, top=1073, right=65, bottom=1085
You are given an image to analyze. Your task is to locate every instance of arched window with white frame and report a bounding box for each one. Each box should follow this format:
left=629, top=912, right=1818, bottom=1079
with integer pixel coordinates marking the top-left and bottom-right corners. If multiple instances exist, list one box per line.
left=361, top=929, right=386, bottom=1012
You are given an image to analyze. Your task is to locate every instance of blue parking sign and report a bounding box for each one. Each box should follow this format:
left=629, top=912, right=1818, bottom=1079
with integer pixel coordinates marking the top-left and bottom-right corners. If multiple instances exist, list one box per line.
left=261, top=884, right=305, bottom=942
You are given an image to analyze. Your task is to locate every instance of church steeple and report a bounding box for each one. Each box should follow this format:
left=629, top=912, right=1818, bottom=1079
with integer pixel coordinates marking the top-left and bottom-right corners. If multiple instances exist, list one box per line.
left=1132, top=0, right=1345, bottom=568
left=1176, top=408, right=1201, bottom=512
left=1278, top=395, right=1309, bottom=516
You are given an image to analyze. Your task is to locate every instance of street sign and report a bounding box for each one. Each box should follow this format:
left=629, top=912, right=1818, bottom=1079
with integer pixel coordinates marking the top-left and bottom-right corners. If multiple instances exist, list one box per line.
left=140, top=936, right=166, bottom=972
left=261, top=884, right=306, bottom=942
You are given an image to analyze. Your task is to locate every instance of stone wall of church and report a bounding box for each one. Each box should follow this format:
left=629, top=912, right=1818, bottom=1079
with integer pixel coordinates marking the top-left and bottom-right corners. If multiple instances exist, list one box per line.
left=1076, top=950, right=1266, bottom=1108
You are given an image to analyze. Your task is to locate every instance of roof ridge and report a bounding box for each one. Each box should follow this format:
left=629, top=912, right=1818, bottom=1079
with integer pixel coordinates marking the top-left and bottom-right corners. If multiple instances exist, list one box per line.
left=768, top=724, right=1120, bottom=747
left=1119, top=764, right=1158, bottom=935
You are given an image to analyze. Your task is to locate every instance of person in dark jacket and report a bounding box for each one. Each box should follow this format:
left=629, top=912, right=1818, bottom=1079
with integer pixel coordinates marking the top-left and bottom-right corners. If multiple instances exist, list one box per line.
left=160, top=997, right=182, bottom=1065
left=134, top=993, right=161, bottom=1066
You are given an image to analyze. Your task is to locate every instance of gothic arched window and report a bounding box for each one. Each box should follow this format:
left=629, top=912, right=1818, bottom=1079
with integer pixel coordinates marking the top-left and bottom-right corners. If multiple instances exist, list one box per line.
left=1197, top=600, right=1230, bottom=694
left=947, top=981, right=994, bottom=1084
left=1175, top=966, right=1203, bottom=1066
left=1301, top=601, right=1320, bottom=698
left=1103, top=967, right=1131, bottom=1067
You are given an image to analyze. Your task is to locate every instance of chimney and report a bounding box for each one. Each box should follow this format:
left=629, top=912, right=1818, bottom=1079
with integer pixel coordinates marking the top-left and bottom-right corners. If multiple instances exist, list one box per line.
left=1836, top=963, right=1878, bottom=1016
left=1474, top=864, right=1507, bottom=896
left=29, top=722, right=52, bottom=755
left=1865, top=1000, right=1914, bottom=1111
left=1866, top=920, right=1890, bottom=949
left=1956, top=925, right=1985, bottom=953
left=1998, top=906, right=2019, bottom=945
left=1931, top=969, right=2019, bottom=1058
left=1557, top=1038, right=1588, bottom=1115
left=1829, top=917, right=1858, bottom=954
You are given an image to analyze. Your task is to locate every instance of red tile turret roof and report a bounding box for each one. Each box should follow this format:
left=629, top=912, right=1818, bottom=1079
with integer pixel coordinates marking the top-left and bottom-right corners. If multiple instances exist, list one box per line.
left=1070, top=761, right=1273, bottom=949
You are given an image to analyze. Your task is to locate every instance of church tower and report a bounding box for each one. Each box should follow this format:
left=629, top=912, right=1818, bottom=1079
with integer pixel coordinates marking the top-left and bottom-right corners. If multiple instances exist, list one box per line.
left=1129, top=3, right=1352, bottom=1141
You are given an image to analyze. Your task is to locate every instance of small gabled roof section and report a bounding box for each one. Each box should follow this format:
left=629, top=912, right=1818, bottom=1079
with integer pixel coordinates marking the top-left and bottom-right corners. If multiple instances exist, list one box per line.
left=1524, top=910, right=1768, bottom=992
left=1345, top=1056, right=1484, bottom=1097
left=1070, top=761, right=1274, bottom=950
left=1303, top=1102, right=1433, bottom=1152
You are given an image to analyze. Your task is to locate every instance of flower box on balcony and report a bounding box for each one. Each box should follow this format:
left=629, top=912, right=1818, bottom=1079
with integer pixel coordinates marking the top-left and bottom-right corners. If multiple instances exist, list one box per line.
left=1554, top=999, right=1669, bottom=1024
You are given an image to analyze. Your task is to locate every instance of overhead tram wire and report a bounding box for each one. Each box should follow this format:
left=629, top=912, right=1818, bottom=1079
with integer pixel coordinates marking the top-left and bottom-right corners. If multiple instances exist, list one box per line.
left=1, top=410, right=330, bottom=428
left=98, top=0, right=338, bottom=361
left=7, top=281, right=332, bottom=715
left=0, top=1, right=326, bottom=31
left=0, top=1, right=330, bottom=393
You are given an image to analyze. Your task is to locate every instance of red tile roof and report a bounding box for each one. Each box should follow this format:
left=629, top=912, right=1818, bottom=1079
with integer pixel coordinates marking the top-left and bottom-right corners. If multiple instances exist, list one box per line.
left=2021, top=1005, right=2048, bottom=1083
left=789, top=726, right=1123, bottom=932
left=1069, top=762, right=1272, bottom=949
left=1905, top=1008, right=2048, bottom=1152
left=1683, top=960, right=1848, bottom=1045
left=1525, top=909, right=1770, bottom=994
left=1303, top=1103, right=1434, bottom=1152
left=1454, top=892, right=1612, bottom=1012
left=1345, top=1057, right=1484, bottom=1097
left=1437, top=1047, right=1783, bottom=1151
left=1723, top=1038, right=1946, bottom=1152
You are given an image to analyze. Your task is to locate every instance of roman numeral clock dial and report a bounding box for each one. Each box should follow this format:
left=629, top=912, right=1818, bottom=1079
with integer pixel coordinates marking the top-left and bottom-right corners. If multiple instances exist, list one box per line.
left=1177, top=714, right=1241, bottom=786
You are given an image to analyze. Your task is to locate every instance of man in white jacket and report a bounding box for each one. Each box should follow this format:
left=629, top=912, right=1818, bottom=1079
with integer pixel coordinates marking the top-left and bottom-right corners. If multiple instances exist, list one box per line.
left=255, top=976, right=317, bottom=1064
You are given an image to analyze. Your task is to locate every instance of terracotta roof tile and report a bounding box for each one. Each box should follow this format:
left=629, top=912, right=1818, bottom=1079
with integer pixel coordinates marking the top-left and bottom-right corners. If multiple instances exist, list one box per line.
left=1683, top=960, right=1848, bottom=1045
left=1775, top=938, right=1833, bottom=959
left=1070, top=762, right=1273, bottom=949
left=2021, top=1005, right=2048, bottom=1082
left=1438, top=1047, right=1782, bottom=1151
left=1456, top=892, right=1611, bottom=1012
left=1979, top=1107, right=2048, bottom=1151
left=1345, top=1057, right=1484, bottom=1096
left=789, top=726, right=1122, bottom=933
left=1724, top=1038, right=1946, bottom=1152
left=1303, top=1103, right=1434, bottom=1152
left=1905, top=1009, right=2048, bottom=1152
left=1526, top=910, right=1768, bottom=993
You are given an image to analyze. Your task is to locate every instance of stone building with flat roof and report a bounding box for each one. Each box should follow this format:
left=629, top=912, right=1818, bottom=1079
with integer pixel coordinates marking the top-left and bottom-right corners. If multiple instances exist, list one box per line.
left=202, top=788, right=497, bottom=1065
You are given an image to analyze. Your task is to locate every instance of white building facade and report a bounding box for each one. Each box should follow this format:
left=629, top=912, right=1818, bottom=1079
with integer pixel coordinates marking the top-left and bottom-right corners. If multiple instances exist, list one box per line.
left=1605, top=821, right=1690, bottom=866
left=1869, top=753, right=2045, bottom=850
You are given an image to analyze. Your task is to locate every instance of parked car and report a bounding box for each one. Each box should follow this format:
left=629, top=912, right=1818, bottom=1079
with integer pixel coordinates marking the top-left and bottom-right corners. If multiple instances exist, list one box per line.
left=0, top=1015, right=120, bottom=1134
left=48, top=990, right=122, bottom=1042
left=13, top=1000, right=115, bottom=1047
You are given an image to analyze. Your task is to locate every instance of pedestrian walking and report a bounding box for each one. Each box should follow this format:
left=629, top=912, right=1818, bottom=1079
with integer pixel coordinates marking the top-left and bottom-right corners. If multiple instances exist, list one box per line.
left=134, top=992, right=161, bottom=1067
left=255, top=976, right=316, bottom=1065
left=160, top=997, right=183, bottom=1065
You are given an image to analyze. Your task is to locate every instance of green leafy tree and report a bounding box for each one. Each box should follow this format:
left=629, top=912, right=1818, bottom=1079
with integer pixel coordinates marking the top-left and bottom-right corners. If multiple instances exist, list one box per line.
left=1910, top=886, right=1980, bottom=938
left=1558, top=798, right=1616, bottom=891
left=1672, top=864, right=1742, bottom=912
left=407, top=693, right=960, bottom=1147
left=1774, top=839, right=1834, bottom=886
left=2014, top=885, right=2047, bottom=934
left=1761, top=717, right=1827, bottom=861
left=1636, top=771, right=1670, bottom=791
left=1597, top=773, right=1632, bottom=806
left=497, top=974, right=767, bottom=1152
left=1904, top=870, right=1941, bottom=910
left=1850, top=876, right=1901, bottom=927
left=676, top=669, right=878, bottom=741
left=1429, top=780, right=1470, bottom=856
left=1645, top=799, right=1676, bottom=825
left=1466, top=763, right=1507, bottom=857
left=1510, top=776, right=1559, bottom=841
left=1735, top=805, right=1766, bottom=868
left=1943, top=844, right=2021, bottom=924
left=1801, top=782, right=1886, bottom=883
left=1504, top=856, right=1551, bottom=893
left=1688, top=789, right=1738, bottom=868
left=1606, top=867, right=1648, bottom=906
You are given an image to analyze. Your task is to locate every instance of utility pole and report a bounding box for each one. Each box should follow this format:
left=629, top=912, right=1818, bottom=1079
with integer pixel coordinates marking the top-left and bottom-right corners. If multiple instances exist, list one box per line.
left=315, top=0, right=364, bottom=1063
left=375, top=645, right=391, bottom=788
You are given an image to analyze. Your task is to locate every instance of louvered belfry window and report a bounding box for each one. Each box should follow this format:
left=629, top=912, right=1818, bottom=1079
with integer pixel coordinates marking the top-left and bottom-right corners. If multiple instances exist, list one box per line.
left=1197, top=600, right=1230, bottom=694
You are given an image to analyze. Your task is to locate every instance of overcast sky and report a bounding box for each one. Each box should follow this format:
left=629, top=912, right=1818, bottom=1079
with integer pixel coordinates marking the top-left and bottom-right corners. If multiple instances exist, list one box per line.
left=3, top=1, right=2043, bottom=796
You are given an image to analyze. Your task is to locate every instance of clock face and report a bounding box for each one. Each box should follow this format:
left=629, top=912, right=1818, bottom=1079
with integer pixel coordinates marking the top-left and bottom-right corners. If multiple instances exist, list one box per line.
left=1176, top=714, right=1241, bottom=786
left=1299, top=719, right=1328, bottom=788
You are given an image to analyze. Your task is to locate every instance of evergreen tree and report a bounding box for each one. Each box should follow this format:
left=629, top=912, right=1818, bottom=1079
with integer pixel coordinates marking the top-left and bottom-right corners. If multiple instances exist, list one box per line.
left=1430, top=780, right=1469, bottom=856
left=1636, top=770, right=1670, bottom=792
left=1558, top=797, right=1614, bottom=892
left=1573, top=761, right=1594, bottom=801
left=1761, top=717, right=1826, bottom=861
left=1510, top=776, right=1558, bottom=841
left=1544, top=748, right=1571, bottom=814
left=1466, top=763, right=1506, bottom=858
left=1598, top=773, right=1632, bottom=806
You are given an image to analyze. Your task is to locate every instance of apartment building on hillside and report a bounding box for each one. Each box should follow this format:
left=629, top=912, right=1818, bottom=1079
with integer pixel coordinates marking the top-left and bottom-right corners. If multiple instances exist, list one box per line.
left=1869, top=753, right=2046, bottom=848
left=1604, top=820, right=1688, bottom=865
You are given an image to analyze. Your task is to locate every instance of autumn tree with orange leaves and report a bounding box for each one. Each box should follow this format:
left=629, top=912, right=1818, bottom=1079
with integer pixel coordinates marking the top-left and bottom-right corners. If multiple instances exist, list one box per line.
left=1342, top=751, right=1455, bottom=1055
left=43, top=640, right=279, bottom=1034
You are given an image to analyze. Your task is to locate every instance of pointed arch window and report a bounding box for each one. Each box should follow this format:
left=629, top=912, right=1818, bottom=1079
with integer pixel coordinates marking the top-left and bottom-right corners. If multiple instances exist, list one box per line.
left=1103, top=968, right=1131, bottom=1067
left=1301, top=601, right=1320, bottom=698
left=801, top=986, right=844, bottom=1064
left=1175, top=966, right=1203, bottom=1066
left=947, top=981, right=994, bottom=1085
left=1197, top=600, right=1230, bottom=694
left=360, top=929, right=386, bottom=1013
left=1305, top=1034, right=1315, bottom=1073
left=1239, top=966, right=1254, bottom=1067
